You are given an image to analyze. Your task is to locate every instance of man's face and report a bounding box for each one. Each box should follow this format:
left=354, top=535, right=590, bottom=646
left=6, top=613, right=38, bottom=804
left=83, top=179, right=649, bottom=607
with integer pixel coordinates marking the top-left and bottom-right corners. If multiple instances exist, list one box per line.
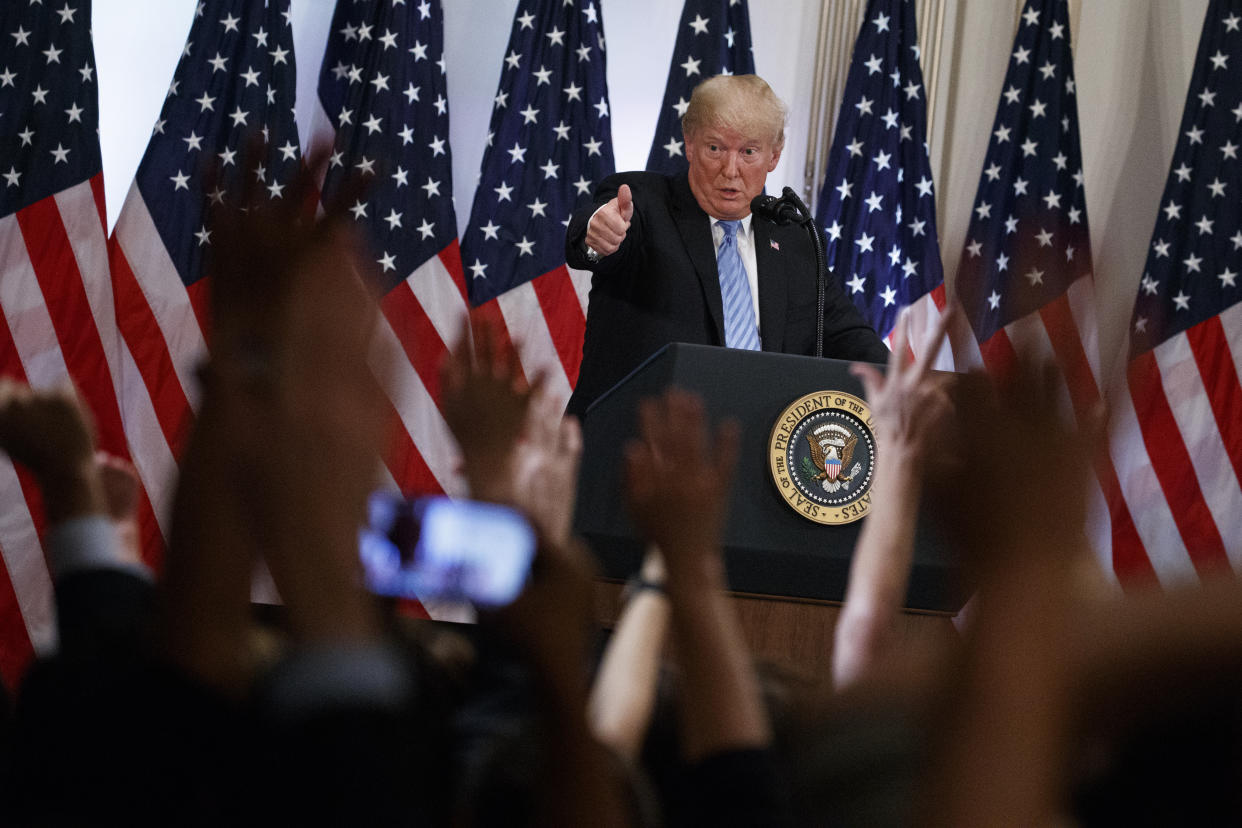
left=685, top=124, right=782, bottom=221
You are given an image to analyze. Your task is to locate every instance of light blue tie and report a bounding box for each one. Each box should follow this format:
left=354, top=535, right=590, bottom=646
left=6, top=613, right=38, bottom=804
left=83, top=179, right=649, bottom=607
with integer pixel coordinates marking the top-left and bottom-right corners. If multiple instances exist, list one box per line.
left=716, top=220, right=761, bottom=350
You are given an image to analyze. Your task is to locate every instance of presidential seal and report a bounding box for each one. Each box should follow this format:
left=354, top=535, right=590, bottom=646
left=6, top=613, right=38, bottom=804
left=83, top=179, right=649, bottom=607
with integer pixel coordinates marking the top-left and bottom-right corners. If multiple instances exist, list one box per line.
left=768, top=391, right=876, bottom=525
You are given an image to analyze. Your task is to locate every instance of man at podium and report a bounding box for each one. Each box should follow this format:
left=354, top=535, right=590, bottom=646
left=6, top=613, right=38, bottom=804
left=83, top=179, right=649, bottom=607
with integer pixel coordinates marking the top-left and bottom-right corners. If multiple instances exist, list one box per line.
left=564, top=74, right=888, bottom=417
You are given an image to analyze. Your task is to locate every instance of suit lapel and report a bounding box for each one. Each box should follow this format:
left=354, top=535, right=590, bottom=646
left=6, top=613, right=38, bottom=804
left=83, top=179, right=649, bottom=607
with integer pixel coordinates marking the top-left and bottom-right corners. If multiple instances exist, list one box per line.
left=753, top=218, right=788, bottom=351
left=670, top=175, right=725, bottom=344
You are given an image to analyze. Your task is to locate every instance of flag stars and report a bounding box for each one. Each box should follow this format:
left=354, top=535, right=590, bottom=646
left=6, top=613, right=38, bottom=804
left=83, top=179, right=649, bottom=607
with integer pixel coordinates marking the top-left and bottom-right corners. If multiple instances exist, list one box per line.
left=689, top=13, right=709, bottom=34
left=428, top=135, right=446, bottom=157
left=170, top=169, right=190, bottom=189
left=1232, top=230, right=1242, bottom=250
left=1153, top=239, right=1171, bottom=258
left=1174, top=163, right=1192, bottom=182
left=1141, top=274, right=1159, bottom=295
left=664, top=137, right=683, bottom=157
left=1050, top=20, right=1065, bottom=39
left=370, top=72, right=390, bottom=93
left=855, top=96, right=873, bottom=116
left=1038, top=60, right=1056, bottom=80
left=903, top=80, right=921, bottom=100
left=984, top=163, right=1002, bottom=181
left=1195, top=215, right=1214, bottom=235
left=495, top=181, right=514, bottom=202
left=1021, top=138, right=1038, bottom=157
left=994, top=124, right=1011, bottom=143
left=856, top=232, right=875, bottom=253
left=208, top=52, right=228, bottom=72
left=975, top=200, right=992, bottom=220
left=532, top=65, right=552, bottom=85
left=836, top=179, right=853, bottom=201
left=516, top=236, right=535, bottom=256
left=1184, top=252, right=1203, bottom=273
left=584, top=136, right=603, bottom=156
left=1199, top=87, right=1217, bottom=107
left=988, top=291, right=1001, bottom=310
left=1029, top=98, right=1047, bottom=118
left=847, top=274, right=866, bottom=294
left=1004, top=215, right=1019, bottom=234
left=881, top=109, right=899, bottom=129
left=865, top=54, right=882, bottom=75
left=1051, top=152, right=1067, bottom=170
left=564, top=81, right=582, bottom=101
left=470, top=260, right=488, bottom=280
left=520, top=104, right=539, bottom=124
left=195, top=227, right=211, bottom=246
left=865, top=191, right=883, bottom=212
left=1036, top=228, right=1053, bottom=247
left=480, top=220, right=501, bottom=240
left=0, top=67, right=15, bottom=88
left=355, top=156, right=375, bottom=176
left=880, top=285, right=897, bottom=306
left=1025, top=267, right=1045, bottom=286
left=1013, top=45, right=1031, bottom=64
left=183, top=131, right=203, bottom=152
left=825, top=221, right=843, bottom=241
left=1003, top=84, right=1021, bottom=104
left=1014, top=177, right=1029, bottom=196
left=528, top=198, right=548, bottom=218
left=996, top=252, right=1010, bottom=271
left=546, top=26, right=566, bottom=46
left=1172, top=291, right=1190, bottom=311
left=1226, top=12, right=1242, bottom=31
left=422, top=177, right=441, bottom=197
left=573, top=176, right=592, bottom=195
left=902, top=258, right=918, bottom=279
left=3, top=167, right=21, bottom=188
left=266, top=181, right=285, bottom=199
left=64, top=101, right=84, bottom=124
left=507, top=142, right=527, bottom=163
left=1042, top=190, right=1061, bottom=209
left=229, top=106, right=248, bottom=127
left=378, top=252, right=396, bottom=273
left=1211, top=50, right=1229, bottom=70
left=1222, top=140, right=1239, bottom=159
left=541, top=160, right=560, bottom=179
left=32, top=84, right=49, bottom=104
left=410, top=40, right=428, bottom=61
left=363, top=114, right=383, bottom=135
left=1186, top=125, right=1205, bottom=145
left=379, top=29, right=398, bottom=50
left=1067, top=206, right=1082, bottom=224
left=1219, top=268, right=1238, bottom=288
left=873, top=12, right=890, bottom=31
left=384, top=209, right=403, bottom=230
left=966, top=239, right=982, bottom=258
left=873, top=150, right=892, bottom=171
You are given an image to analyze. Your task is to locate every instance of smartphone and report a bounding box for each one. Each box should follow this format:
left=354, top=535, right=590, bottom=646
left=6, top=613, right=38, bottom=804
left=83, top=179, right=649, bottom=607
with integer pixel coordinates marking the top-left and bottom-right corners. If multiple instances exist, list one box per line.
left=359, top=494, right=536, bottom=608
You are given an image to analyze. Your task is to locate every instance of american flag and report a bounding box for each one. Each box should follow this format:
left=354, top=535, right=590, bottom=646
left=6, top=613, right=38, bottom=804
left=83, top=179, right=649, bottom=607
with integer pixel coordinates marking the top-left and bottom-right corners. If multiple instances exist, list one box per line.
left=460, top=0, right=615, bottom=410
left=644, top=0, right=754, bottom=176
left=313, top=0, right=469, bottom=499
left=106, top=0, right=301, bottom=565
left=1105, top=0, right=1242, bottom=583
left=815, top=0, right=950, bottom=365
left=952, top=0, right=1148, bottom=582
left=0, top=1, right=160, bottom=684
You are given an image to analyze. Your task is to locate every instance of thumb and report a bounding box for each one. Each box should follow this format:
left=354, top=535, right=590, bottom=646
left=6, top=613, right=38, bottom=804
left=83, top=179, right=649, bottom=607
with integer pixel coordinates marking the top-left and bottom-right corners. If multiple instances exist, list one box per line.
left=617, top=184, right=633, bottom=222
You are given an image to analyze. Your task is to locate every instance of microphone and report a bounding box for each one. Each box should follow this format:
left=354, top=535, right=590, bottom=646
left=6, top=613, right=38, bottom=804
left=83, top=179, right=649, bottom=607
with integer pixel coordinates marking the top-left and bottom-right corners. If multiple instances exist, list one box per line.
left=750, top=187, right=810, bottom=226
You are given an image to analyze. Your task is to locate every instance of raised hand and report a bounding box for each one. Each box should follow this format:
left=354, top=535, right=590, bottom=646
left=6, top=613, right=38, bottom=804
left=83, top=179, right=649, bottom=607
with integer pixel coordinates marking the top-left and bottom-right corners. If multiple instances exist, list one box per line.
left=624, top=389, right=740, bottom=571
left=583, top=183, right=633, bottom=257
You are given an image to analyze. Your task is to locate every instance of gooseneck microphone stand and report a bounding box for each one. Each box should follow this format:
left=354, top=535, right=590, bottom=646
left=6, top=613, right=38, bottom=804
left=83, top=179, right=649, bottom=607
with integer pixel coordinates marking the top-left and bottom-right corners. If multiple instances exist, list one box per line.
left=751, top=187, right=827, bottom=358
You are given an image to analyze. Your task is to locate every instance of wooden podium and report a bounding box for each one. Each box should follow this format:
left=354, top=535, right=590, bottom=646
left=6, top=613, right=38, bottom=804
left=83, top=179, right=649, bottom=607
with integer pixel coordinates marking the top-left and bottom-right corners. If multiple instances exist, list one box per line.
left=573, top=344, right=963, bottom=670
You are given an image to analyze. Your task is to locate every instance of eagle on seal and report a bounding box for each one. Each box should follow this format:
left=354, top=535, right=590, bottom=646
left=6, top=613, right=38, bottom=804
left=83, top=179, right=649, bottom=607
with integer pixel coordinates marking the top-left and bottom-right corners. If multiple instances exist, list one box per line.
left=807, top=431, right=857, bottom=483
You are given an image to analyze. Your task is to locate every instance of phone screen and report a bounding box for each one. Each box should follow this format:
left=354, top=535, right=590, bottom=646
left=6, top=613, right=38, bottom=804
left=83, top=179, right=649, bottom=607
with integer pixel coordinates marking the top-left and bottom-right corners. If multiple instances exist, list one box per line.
left=359, top=494, right=535, bottom=608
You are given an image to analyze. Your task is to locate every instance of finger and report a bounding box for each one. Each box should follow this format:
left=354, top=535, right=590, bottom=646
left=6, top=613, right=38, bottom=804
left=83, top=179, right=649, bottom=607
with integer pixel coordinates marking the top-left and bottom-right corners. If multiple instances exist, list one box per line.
left=617, top=184, right=633, bottom=222
left=558, top=415, right=583, bottom=460
left=910, top=307, right=953, bottom=380
left=887, top=307, right=911, bottom=373
left=849, top=361, right=884, bottom=403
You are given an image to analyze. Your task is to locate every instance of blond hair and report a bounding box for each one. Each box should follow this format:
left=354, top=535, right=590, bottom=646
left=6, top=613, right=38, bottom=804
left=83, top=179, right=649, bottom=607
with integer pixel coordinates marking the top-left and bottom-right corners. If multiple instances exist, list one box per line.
left=681, top=74, right=787, bottom=150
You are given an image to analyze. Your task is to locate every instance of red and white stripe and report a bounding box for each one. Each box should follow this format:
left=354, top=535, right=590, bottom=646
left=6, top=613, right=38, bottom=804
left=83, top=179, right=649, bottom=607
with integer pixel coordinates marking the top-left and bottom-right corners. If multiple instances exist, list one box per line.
left=0, top=175, right=168, bottom=681
left=884, top=282, right=956, bottom=370
left=951, top=273, right=1155, bottom=586
left=1105, top=300, right=1242, bottom=585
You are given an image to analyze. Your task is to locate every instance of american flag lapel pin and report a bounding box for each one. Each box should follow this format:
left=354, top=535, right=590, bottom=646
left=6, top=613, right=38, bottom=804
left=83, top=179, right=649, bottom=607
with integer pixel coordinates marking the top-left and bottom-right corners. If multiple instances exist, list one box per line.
left=770, top=239, right=780, bottom=251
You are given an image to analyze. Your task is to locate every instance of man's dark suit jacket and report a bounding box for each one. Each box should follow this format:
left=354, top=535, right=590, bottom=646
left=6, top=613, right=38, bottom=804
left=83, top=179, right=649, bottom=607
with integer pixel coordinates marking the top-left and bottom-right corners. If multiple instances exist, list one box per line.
left=564, top=171, right=889, bottom=417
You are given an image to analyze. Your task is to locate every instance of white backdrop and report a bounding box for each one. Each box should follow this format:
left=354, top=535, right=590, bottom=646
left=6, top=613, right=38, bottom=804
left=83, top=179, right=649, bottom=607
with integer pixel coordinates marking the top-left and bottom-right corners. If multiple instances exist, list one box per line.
left=94, top=0, right=1210, bottom=382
